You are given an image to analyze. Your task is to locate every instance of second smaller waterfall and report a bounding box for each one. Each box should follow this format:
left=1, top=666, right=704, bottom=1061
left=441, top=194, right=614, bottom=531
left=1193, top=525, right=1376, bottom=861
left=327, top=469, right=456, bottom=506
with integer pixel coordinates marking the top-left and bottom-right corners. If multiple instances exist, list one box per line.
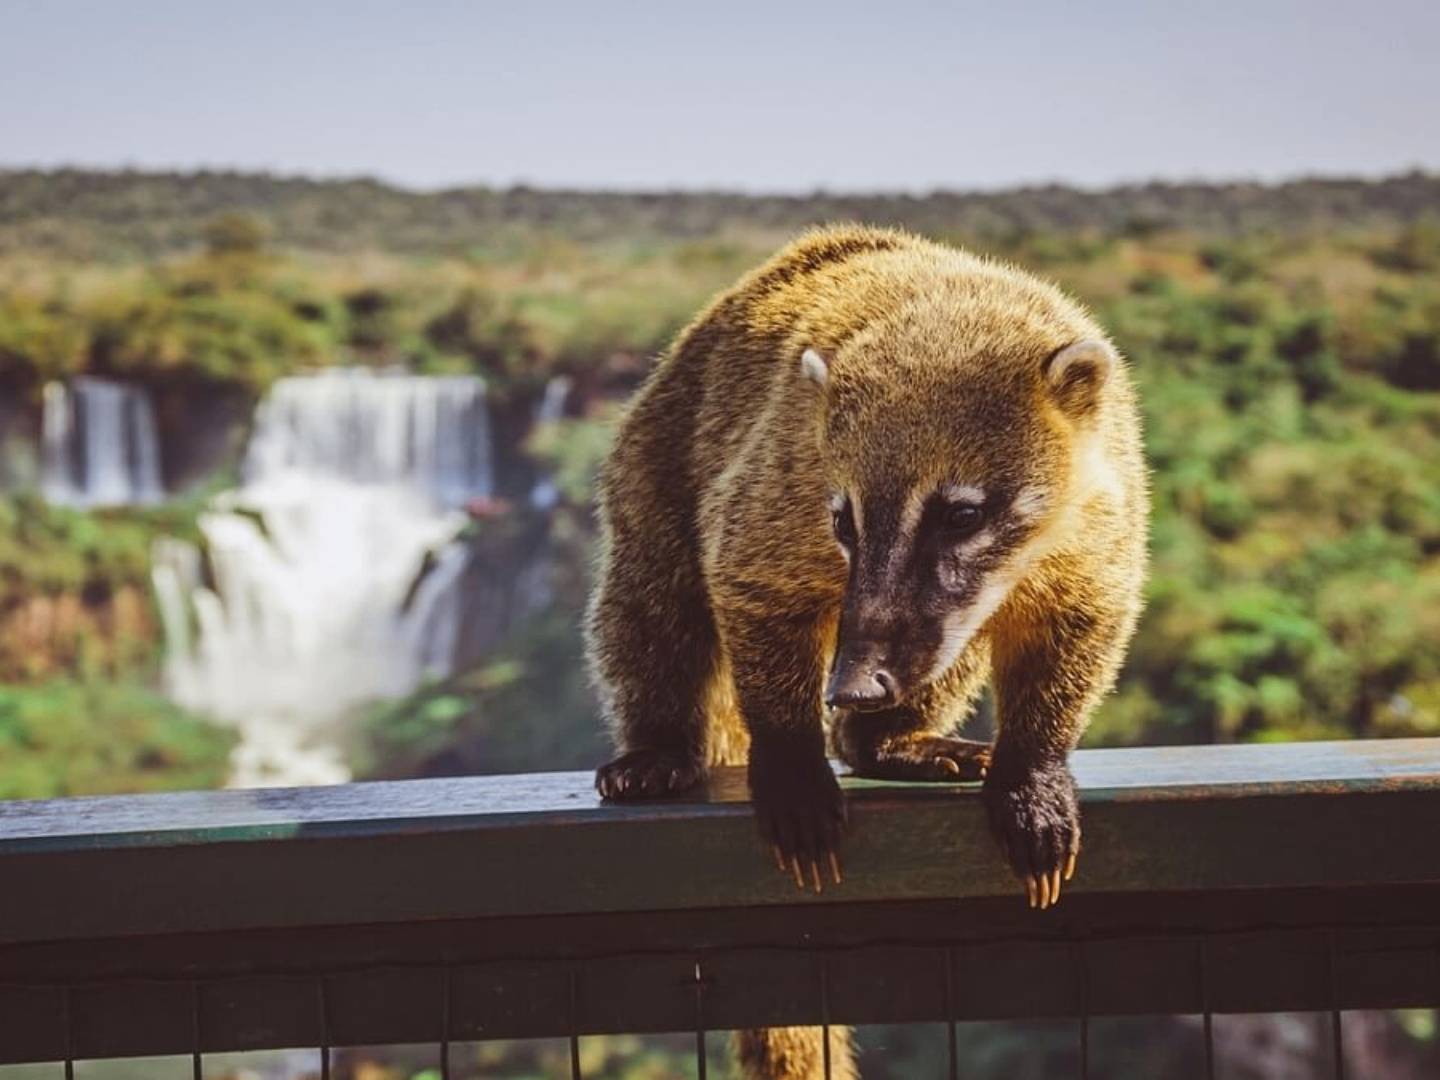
left=42, top=378, right=165, bottom=508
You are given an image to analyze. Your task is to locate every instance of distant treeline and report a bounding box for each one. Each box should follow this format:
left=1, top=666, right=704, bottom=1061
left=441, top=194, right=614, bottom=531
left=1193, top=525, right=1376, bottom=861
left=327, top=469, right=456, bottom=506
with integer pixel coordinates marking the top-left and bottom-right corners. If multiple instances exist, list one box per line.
left=1, top=167, right=1438, bottom=258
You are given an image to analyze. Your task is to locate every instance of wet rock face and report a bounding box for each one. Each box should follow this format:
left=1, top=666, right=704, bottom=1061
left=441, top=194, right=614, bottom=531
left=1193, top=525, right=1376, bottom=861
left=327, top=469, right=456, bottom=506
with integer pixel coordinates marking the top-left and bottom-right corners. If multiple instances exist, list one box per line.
left=0, top=396, right=40, bottom=491
left=485, top=383, right=548, bottom=502
left=450, top=511, right=555, bottom=671
left=152, top=381, right=252, bottom=494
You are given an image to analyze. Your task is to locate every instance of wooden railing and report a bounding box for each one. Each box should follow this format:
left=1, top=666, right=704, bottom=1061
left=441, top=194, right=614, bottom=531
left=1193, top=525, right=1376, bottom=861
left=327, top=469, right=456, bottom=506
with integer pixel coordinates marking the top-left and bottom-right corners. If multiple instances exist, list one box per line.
left=3, top=739, right=1440, bottom=1075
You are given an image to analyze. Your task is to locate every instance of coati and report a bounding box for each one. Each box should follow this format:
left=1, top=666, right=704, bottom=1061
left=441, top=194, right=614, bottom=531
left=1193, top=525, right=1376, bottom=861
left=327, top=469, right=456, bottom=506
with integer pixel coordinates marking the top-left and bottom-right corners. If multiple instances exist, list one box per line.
left=587, top=225, right=1147, bottom=1076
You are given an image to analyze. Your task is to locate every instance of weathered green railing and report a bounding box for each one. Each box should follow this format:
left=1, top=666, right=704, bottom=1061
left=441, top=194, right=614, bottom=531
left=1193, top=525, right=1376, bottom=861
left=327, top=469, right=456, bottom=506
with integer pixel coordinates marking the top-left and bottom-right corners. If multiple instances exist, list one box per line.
left=2, top=739, right=1440, bottom=1073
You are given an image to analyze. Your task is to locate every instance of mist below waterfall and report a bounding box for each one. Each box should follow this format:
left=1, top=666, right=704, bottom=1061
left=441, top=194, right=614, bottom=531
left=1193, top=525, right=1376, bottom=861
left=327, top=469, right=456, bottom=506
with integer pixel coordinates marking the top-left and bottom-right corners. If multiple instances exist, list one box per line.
left=153, top=370, right=495, bottom=788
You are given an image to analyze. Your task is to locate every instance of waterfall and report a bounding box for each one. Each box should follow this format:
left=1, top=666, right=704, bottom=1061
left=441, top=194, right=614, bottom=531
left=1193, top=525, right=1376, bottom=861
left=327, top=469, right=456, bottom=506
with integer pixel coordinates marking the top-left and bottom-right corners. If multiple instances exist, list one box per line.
left=153, top=369, right=493, bottom=788
left=242, top=371, right=493, bottom=502
left=41, top=377, right=165, bottom=507
left=528, top=374, right=572, bottom=510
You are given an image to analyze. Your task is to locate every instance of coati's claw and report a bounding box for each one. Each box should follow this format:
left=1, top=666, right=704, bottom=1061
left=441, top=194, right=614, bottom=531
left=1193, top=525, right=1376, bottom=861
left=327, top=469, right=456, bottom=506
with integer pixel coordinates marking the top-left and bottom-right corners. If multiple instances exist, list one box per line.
left=749, top=743, right=848, bottom=894
left=983, top=758, right=1081, bottom=911
left=851, top=735, right=992, bottom=783
left=596, top=748, right=704, bottom=801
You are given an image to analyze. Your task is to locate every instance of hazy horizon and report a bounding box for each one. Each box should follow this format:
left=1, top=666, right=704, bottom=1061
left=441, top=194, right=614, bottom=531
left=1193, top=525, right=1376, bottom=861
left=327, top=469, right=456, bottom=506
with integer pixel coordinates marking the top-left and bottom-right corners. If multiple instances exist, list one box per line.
left=2, top=161, right=1435, bottom=199
left=2, top=1, right=1438, bottom=194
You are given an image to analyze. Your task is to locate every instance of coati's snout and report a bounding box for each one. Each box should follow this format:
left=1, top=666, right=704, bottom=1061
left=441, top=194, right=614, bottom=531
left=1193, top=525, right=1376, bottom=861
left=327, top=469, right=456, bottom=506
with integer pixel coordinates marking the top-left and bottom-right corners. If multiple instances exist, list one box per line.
left=825, top=478, right=1033, bottom=710
left=824, top=640, right=897, bottom=710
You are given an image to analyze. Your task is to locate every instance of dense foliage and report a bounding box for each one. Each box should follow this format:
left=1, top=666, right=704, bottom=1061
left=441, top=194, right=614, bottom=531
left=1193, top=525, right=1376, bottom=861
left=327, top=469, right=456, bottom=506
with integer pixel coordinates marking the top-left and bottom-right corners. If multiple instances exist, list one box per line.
left=1088, top=230, right=1440, bottom=744
left=0, top=678, right=234, bottom=799
left=0, top=227, right=745, bottom=403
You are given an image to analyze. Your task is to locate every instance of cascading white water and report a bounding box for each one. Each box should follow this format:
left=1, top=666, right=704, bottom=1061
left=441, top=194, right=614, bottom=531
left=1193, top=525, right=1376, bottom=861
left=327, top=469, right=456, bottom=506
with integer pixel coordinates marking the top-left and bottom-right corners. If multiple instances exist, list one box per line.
left=41, top=377, right=165, bottom=507
left=153, top=369, right=492, bottom=788
left=529, top=374, right=572, bottom=510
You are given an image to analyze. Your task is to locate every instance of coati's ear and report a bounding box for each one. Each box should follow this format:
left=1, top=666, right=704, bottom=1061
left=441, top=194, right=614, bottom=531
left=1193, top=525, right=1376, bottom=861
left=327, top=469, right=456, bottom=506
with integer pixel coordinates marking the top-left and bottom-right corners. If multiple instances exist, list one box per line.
left=1044, top=339, right=1115, bottom=416
left=800, top=347, right=830, bottom=387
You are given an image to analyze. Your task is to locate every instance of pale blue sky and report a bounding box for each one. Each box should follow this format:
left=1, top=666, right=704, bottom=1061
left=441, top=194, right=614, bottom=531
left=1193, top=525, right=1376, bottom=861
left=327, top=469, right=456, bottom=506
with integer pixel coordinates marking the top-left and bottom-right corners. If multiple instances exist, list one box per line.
left=2, top=0, right=1436, bottom=192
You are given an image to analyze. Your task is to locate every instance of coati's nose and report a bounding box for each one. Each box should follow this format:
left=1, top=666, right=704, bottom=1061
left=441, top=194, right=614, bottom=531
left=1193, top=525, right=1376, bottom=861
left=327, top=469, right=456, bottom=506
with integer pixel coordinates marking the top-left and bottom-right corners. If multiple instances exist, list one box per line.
left=825, top=663, right=897, bottom=711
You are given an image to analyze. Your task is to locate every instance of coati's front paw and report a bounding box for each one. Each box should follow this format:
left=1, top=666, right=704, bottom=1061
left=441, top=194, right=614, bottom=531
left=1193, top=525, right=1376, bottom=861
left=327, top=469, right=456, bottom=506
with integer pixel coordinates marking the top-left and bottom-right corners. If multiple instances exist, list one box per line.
left=982, top=759, right=1080, bottom=911
left=596, top=748, right=704, bottom=800
left=853, top=734, right=991, bottom=782
left=749, top=743, right=847, bottom=894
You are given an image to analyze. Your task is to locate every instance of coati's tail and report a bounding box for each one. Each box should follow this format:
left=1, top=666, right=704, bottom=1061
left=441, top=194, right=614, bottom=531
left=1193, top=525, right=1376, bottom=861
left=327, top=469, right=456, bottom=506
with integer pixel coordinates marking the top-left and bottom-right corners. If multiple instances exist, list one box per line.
left=734, top=1025, right=857, bottom=1080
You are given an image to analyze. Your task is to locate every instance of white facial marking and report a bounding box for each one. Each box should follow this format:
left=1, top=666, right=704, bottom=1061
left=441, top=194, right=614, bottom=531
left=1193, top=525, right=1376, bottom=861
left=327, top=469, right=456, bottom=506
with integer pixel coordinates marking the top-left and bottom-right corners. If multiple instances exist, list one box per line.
left=801, top=348, right=829, bottom=386
left=1012, top=485, right=1049, bottom=523
left=898, top=486, right=929, bottom=539
left=928, top=574, right=1015, bottom=679
left=829, top=490, right=855, bottom=561
left=847, top=491, right=862, bottom=535
left=960, top=528, right=995, bottom=554
left=939, top=483, right=986, bottom=506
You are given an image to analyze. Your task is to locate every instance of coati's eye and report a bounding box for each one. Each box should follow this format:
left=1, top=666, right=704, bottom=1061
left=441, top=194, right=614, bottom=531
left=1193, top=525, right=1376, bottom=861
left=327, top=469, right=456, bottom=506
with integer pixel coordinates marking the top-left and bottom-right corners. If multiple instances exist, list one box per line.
left=939, top=503, right=985, bottom=538
left=832, top=499, right=858, bottom=548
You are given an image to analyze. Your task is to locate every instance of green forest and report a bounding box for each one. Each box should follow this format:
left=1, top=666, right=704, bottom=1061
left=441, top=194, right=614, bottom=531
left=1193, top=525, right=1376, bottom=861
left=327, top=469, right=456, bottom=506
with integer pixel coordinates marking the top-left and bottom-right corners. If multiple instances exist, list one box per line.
left=1, top=169, right=1439, bottom=1077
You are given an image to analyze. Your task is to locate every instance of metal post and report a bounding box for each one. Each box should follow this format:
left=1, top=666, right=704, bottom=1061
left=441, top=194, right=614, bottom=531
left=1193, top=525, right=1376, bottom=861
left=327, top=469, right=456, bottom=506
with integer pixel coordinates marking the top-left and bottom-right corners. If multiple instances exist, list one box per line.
left=62, top=986, right=75, bottom=1080
left=440, top=965, right=452, bottom=1080
left=945, top=947, right=959, bottom=1080
left=1329, top=931, right=1345, bottom=1080
left=819, top=954, right=832, bottom=1080
left=1199, top=939, right=1215, bottom=1080
left=191, top=981, right=204, bottom=1080
left=694, top=958, right=707, bottom=1080
left=1075, top=943, right=1089, bottom=1080
left=569, top=964, right=583, bottom=1080
left=317, top=978, right=331, bottom=1080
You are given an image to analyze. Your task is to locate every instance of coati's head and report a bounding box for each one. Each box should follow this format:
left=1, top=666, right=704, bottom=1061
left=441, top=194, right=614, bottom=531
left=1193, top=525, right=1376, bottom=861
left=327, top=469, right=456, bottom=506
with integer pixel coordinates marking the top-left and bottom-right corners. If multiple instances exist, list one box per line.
left=798, top=281, right=1123, bottom=712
